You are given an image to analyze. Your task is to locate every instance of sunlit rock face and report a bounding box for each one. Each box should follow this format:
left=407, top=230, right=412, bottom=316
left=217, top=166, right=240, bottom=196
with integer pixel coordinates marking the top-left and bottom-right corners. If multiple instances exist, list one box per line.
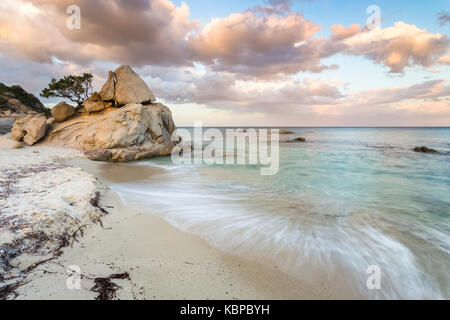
left=39, top=65, right=179, bottom=162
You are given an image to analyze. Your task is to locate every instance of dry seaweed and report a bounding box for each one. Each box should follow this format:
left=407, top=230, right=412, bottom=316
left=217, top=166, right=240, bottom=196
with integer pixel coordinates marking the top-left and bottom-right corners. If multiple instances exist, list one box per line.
left=90, top=192, right=109, bottom=215
left=0, top=280, right=30, bottom=300
left=70, top=225, right=86, bottom=247
left=90, top=272, right=131, bottom=300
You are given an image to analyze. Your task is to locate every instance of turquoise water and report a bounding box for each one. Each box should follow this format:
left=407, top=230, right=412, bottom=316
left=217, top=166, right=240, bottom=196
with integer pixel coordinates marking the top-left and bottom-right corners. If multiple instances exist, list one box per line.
left=110, top=128, right=450, bottom=299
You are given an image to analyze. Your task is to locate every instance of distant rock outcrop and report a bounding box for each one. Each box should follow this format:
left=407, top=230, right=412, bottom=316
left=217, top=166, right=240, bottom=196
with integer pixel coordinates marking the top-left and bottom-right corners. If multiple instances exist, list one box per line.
left=0, top=83, right=50, bottom=117
left=413, top=146, right=438, bottom=153
left=279, top=129, right=294, bottom=134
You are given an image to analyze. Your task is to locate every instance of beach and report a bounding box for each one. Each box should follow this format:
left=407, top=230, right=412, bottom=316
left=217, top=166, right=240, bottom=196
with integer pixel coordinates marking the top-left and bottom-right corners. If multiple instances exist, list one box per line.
left=0, top=146, right=330, bottom=300
left=1, top=127, right=449, bottom=300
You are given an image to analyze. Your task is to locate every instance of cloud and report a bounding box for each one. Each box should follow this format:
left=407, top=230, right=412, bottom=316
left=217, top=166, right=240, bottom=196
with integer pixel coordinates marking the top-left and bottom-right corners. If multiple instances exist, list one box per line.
left=147, top=66, right=342, bottom=112
left=338, top=80, right=450, bottom=107
left=188, top=10, right=332, bottom=77
left=0, top=0, right=198, bottom=66
left=0, top=0, right=449, bottom=126
left=147, top=62, right=450, bottom=118
left=330, top=24, right=360, bottom=40
left=339, top=22, right=449, bottom=73
left=0, top=0, right=448, bottom=78
left=437, top=12, right=450, bottom=27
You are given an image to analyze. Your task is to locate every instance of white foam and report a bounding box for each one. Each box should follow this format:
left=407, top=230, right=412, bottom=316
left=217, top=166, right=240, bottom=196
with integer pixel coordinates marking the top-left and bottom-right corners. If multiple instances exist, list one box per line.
left=111, top=176, right=445, bottom=299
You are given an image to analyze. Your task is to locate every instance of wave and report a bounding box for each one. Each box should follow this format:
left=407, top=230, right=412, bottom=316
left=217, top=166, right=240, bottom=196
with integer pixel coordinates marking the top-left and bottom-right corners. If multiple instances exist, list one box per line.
left=111, top=167, right=445, bottom=299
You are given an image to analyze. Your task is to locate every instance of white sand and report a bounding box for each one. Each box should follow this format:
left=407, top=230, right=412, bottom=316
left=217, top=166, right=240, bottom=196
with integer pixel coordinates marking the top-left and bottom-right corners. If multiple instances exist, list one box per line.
left=0, top=146, right=331, bottom=300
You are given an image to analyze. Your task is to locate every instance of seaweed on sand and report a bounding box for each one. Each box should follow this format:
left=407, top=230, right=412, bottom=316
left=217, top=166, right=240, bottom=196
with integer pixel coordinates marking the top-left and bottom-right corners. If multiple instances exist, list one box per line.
left=90, top=272, right=131, bottom=300
left=90, top=191, right=109, bottom=215
left=0, top=280, right=30, bottom=300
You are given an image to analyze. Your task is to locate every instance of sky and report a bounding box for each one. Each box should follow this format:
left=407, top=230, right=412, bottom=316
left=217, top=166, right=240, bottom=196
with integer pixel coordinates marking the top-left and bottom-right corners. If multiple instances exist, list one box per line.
left=0, top=0, right=449, bottom=126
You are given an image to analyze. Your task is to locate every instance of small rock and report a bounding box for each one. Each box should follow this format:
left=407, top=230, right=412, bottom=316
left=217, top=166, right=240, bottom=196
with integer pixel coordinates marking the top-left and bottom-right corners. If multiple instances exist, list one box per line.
left=413, top=146, right=438, bottom=153
left=279, top=129, right=294, bottom=134
left=51, top=102, right=76, bottom=123
left=83, top=92, right=107, bottom=113
left=293, top=137, right=306, bottom=142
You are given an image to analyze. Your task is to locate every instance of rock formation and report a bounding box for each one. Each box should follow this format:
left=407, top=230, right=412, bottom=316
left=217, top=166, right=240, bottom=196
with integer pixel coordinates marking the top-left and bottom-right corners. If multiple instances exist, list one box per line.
left=41, top=65, right=178, bottom=162
left=51, top=102, right=76, bottom=123
left=3, top=65, right=178, bottom=159
left=11, top=114, right=48, bottom=145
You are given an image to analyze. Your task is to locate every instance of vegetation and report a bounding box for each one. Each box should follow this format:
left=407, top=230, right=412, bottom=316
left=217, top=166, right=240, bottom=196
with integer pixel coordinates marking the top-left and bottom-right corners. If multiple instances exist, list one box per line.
left=40, top=73, right=93, bottom=107
left=0, top=83, right=50, bottom=116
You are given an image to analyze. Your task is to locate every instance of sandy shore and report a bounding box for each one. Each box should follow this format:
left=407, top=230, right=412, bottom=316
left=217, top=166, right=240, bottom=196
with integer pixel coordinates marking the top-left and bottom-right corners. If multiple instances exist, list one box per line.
left=0, top=146, right=332, bottom=300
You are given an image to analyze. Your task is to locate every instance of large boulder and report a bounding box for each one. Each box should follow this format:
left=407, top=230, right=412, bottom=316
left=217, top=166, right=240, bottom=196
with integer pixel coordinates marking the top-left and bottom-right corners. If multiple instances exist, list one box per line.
left=44, top=103, right=178, bottom=162
left=99, top=71, right=115, bottom=101
left=83, top=92, right=112, bottom=113
left=114, top=65, right=155, bottom=106
left=81, top=104, right=151, bottom=150
left=11, top=114, right=47, bottom=145
left=51, top=102, right=76, bottom=123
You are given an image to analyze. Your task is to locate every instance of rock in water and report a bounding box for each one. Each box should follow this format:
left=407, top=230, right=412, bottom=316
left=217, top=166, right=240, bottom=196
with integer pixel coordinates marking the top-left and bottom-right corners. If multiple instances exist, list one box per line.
left=114, top=65, right=155, bottom=105
left=11, top=114, right=47, bottom=145
left=279, top=129, right=294, bottom=134
left=99, top=71, right=115, bottom=101
left=51, top=102, right=76, bottom=123
left=294, top=137, right=306, bottom=142
left=413, top=146, right=438, bottom=153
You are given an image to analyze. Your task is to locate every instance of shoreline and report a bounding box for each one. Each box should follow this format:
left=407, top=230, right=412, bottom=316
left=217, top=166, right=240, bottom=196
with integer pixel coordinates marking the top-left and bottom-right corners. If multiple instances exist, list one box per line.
left=1, top=145, right=327, bottom=300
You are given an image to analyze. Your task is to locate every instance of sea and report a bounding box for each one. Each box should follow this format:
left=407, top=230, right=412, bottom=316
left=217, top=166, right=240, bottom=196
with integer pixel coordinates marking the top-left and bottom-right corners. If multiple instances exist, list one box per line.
left=106, top=127, right=450, bottom=299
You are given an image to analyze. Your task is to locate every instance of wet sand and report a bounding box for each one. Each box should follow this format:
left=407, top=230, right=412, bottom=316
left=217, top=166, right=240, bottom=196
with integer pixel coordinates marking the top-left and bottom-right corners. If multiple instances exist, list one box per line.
left=16, top=157, right=333, bottom=299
